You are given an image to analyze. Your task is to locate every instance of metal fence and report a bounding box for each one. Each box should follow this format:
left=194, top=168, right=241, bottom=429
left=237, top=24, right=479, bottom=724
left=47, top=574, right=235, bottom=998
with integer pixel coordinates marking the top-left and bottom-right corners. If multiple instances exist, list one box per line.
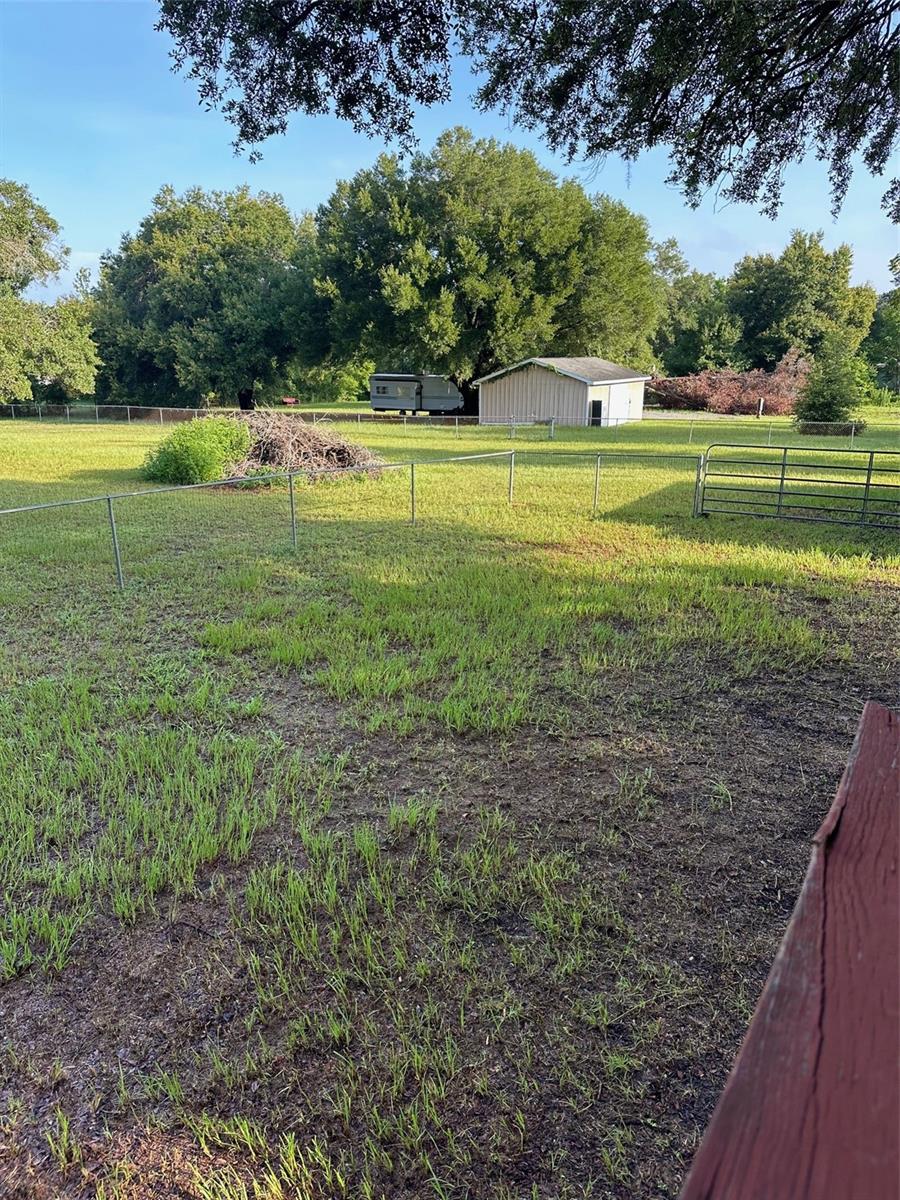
left=2, top=401, right=897, bottom=448
left=696, top=444, right=900, bottom=530
left=0, top=452, right=517, bottom=590
left=0, top=450, right=711, bottom=593
left=3, top=444, right=896, bottom=598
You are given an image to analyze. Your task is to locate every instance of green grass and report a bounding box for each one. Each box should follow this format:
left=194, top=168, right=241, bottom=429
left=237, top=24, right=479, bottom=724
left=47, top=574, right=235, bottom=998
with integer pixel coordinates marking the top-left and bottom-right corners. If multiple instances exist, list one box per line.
left=0, top=415, right=897, bottom=1198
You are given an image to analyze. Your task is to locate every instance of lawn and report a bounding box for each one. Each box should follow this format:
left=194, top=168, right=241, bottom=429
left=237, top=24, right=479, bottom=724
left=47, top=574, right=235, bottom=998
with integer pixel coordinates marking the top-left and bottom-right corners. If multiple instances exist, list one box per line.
left=0, top=417, right=898, bottom=1199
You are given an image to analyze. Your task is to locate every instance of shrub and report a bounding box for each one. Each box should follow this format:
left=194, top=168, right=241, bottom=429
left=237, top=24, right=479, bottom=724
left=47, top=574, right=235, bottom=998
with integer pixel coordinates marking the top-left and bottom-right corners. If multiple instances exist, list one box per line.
left=143, top=417, right=252, bottom=484
left=794, top=337, right=862, bottom=427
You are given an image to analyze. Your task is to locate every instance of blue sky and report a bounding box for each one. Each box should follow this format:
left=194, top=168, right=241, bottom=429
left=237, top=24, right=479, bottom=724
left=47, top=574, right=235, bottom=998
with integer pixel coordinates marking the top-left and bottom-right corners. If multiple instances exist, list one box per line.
left=2, top=0, right=896, bottom=300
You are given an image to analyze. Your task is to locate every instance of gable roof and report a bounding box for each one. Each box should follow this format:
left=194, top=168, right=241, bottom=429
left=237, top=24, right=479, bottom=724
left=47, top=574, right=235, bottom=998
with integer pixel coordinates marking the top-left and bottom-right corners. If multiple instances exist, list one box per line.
left=474, top=357, right=651, bottom=387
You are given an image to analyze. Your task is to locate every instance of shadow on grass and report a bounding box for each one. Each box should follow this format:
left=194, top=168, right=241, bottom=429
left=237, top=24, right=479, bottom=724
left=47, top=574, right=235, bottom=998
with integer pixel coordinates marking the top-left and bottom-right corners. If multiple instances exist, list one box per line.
left=601, top=479, right=900, bottom=559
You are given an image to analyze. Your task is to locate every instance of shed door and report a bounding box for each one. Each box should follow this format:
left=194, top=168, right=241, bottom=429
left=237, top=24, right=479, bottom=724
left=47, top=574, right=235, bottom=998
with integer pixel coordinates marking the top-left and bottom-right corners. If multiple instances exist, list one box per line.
left=590, top=398, right=604, bottom=426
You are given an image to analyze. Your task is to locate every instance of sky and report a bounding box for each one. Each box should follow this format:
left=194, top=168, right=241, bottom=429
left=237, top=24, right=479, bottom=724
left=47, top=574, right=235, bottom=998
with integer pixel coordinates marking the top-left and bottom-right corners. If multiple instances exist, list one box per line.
left=1, top=0, right=897, bottom=302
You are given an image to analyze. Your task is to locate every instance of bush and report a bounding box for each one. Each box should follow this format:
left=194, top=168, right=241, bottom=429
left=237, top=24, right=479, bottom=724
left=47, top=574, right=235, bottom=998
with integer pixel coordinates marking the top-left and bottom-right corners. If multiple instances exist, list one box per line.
left=794, top=337, right=861, bottom=426
left=143, top=417, right=252, bottom=484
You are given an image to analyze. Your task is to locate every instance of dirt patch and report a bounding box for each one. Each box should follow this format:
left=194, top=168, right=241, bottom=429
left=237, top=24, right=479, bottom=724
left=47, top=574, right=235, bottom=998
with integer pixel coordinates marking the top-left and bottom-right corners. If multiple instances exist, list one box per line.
left=3, top=623, right=896, bottom=1198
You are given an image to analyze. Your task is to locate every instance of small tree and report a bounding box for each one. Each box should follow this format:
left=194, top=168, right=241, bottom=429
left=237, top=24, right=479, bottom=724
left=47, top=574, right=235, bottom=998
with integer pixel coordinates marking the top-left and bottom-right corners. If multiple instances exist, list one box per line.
left=795, top=338, right=860, bottom=425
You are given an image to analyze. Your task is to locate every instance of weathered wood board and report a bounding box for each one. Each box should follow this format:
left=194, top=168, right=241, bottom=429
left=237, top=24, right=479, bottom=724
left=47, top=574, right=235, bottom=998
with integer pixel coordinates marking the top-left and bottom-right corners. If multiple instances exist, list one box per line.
left=680, top=700, right=899, bottom=1199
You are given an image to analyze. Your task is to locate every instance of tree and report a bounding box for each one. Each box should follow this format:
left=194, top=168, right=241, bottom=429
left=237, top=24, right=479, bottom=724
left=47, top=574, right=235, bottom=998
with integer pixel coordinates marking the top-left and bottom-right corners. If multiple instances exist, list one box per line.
left=653, top=271, right=745, bottom=376
left=156, top=0, right=900, bottom=217
left=727, top=232, right=877, bottom=368
left=861, top=289, right=900, bottom=391
left=312, top=129, right=662, bottom=408
left=93, top=186, right=309, bottom=408
left=0, top=181, right=97, bottom=404
left=281, top=357, right=374, bottom=405
left=795, top=336, right=863, bottom=424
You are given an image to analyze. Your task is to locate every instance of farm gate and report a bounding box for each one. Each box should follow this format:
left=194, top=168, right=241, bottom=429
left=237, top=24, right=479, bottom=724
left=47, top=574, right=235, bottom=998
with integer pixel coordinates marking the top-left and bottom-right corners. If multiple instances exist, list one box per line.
left=696, top=444, right=900, bottom=531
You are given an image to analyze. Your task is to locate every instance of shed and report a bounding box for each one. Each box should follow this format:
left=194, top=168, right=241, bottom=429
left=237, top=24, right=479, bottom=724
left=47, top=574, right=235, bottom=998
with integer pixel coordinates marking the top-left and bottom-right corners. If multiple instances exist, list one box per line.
left=474, top=357, right=650, bottom=426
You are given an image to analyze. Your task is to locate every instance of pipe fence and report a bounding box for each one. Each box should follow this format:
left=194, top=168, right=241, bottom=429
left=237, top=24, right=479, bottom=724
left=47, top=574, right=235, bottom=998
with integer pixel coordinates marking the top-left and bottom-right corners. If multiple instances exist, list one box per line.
left=0, top=450, right=710, bottom=593
left=696, top=444, right=900, bottom=530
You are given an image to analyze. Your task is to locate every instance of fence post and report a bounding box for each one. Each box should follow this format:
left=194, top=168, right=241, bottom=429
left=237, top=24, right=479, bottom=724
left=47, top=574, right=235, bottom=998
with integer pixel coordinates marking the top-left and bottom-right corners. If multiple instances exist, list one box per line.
left=688, top=420, right=694, bottom=444
left=549, top=416, right=556, bottom=441
left=776, top=447, right=789, bottom=516
left=692, top=453, right=705, bottom=517
left=65, top=405, right=70, bottom=423
left=95, top=404, right=99, bottom=422
left=107, top=496, right=124, bottom=590
left=10, top=404, right=14, bottom=420
left=850, top=422, right=856, bottom=449
left=410, top=462, right=416, bottom=525
left=455, top=416, right=459, bottom=439
left=508, top=450, right=515, bottom=504
left=767, top=422, right=773, bottom=446
left=592, top=454, right=602, bottom=517
left=159, top=408, right=163, bottom=426
left=127, top=406, right=131, bottom=425
left=288, top=473, right=297, bottom=548
left=859, top=451, right=874, bottom=525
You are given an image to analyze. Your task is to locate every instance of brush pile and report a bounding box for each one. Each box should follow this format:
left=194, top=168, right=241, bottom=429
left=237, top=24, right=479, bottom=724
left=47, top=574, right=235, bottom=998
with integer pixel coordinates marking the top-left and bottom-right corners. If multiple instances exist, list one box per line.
left=230, top=411, right=383, bottom=478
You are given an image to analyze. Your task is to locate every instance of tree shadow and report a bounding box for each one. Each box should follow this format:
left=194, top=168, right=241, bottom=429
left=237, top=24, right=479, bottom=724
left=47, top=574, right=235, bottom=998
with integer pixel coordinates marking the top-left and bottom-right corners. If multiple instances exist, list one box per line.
left=601, top=479, right=900, bottom=557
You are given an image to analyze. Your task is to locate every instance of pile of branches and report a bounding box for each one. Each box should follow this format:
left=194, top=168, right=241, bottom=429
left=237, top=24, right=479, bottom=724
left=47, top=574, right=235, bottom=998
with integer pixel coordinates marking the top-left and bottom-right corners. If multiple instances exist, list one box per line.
left=650, top=350, right=809, bottom=415
left=229, top=410, right=383, bottom=478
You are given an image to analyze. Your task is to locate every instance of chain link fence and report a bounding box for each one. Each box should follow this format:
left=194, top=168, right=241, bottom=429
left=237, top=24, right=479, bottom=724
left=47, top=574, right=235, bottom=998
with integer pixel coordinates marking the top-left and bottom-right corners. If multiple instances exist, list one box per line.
left=4, top=443, right=895, bottom=600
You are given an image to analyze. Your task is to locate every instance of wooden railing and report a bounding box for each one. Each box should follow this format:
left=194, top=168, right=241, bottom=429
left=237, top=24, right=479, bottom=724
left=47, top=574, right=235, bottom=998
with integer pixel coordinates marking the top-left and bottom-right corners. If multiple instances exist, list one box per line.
left=680, top=701, right=899, bottom=1199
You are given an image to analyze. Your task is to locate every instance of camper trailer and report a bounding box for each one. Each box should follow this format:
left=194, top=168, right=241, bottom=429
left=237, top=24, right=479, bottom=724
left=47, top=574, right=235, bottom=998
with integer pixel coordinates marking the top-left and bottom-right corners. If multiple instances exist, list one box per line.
left=370, top=373, right=463, bottom=415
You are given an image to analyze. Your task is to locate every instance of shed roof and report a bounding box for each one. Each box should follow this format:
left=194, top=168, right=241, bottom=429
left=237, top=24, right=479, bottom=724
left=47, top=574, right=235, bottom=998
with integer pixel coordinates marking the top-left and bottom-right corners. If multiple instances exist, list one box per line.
left=474, top=357, right=651, bottom=387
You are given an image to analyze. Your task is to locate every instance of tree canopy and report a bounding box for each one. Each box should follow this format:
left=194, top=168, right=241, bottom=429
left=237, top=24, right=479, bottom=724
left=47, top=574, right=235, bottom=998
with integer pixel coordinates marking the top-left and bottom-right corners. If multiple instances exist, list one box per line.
left=727, top=231, right=877, bottom=367
left=312, top=129, right=662, bottom=405
left=0, top=181, right=97, bottom=404
left=862, top=289, right=900, bottom=389
left=93, top=186, right=309, bottom=407
left=653, top=271, right=746, bottom=377
left=156, top=0, right=900, bottom=218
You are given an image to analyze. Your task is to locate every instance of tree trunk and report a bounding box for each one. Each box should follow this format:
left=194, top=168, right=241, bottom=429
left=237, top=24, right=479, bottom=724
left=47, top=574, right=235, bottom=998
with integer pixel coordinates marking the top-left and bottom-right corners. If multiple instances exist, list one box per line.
left=237, top=388, right=256, bottom=411
left=452, top=376, right=479, bottom=416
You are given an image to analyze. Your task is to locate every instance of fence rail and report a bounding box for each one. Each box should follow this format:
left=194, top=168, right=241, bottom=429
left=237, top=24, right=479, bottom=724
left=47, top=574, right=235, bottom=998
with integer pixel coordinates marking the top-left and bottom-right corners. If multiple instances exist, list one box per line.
left=4, top=444, right=895, bottom=596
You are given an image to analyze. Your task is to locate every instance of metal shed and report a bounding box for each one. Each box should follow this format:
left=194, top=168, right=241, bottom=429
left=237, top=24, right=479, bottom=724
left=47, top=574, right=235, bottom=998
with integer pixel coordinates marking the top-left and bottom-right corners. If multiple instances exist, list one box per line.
left=474, top=357, right=650, bottom=426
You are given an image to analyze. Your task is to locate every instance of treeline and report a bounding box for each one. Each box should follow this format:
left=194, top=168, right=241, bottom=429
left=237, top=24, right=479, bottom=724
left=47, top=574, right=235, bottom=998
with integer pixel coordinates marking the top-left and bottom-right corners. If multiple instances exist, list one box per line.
left=1, top=130, right=896, bottom=413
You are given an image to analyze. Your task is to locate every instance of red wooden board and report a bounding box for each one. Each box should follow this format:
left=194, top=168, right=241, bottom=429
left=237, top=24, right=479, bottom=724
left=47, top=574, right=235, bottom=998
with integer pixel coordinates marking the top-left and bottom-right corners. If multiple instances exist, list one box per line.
left=680, top=701, right=899, bottom=1199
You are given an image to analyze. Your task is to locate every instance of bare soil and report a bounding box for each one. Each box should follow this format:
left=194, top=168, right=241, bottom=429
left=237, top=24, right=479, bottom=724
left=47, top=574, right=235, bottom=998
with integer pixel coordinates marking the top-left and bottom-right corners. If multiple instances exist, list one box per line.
left=1, top=589, right=898, bottom=1199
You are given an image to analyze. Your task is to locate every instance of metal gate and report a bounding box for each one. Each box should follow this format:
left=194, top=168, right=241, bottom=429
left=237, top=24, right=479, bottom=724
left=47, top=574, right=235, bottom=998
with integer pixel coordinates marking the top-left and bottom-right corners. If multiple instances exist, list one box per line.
left=696, top=444, right=900, bottom=531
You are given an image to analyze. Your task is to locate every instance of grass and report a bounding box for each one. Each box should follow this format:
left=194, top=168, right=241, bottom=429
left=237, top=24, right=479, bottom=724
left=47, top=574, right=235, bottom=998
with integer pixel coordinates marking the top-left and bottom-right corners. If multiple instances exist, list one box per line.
left=0, top=414, right=898, bottom=1199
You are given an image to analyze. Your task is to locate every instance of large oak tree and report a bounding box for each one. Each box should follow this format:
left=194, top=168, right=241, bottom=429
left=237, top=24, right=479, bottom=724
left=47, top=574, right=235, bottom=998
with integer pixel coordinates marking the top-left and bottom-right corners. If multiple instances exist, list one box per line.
left=312, top=129, right=662, bottom=407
